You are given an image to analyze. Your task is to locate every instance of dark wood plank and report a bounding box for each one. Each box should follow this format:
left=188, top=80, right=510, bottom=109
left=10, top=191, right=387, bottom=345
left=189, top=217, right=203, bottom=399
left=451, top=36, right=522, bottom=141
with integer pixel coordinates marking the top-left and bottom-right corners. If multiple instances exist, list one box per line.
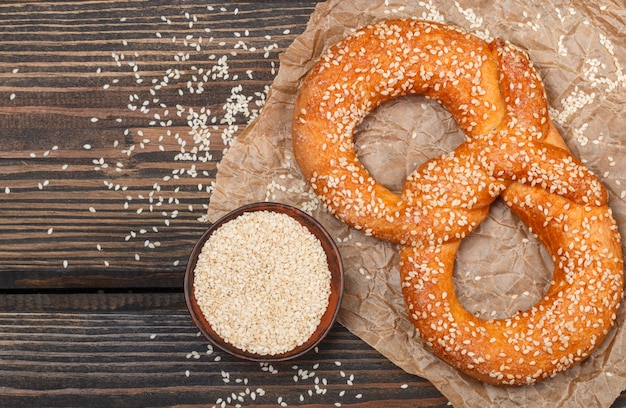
left=0, top=291, right=185, bottom=311
left=0, top=311, right=449, bottom=408
left=0, top=0, right=318, bottom=289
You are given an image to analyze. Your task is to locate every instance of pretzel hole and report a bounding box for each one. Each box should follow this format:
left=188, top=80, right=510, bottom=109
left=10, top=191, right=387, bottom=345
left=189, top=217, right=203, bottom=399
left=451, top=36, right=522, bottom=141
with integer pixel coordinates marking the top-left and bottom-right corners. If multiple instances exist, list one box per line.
left=454, top=200, right=553, bottom=320
left=353, top=95, right=464, bottom=194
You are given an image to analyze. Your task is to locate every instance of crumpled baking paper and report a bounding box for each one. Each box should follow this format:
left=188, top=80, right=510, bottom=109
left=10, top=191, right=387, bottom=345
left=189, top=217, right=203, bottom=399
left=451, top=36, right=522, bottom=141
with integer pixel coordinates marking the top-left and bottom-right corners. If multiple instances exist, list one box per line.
left=207, top=0, right=626, bottom=406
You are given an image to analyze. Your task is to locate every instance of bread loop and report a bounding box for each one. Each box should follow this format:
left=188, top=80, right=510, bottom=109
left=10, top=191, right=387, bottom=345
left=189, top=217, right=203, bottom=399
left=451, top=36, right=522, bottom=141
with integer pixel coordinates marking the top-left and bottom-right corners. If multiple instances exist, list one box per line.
left=292, top=19, right=623, bottom=385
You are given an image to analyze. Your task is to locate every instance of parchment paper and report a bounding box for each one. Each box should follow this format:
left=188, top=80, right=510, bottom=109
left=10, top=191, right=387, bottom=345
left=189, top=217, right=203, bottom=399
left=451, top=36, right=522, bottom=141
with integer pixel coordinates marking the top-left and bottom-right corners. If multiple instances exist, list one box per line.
left=207, top=0, right=626, bottom=406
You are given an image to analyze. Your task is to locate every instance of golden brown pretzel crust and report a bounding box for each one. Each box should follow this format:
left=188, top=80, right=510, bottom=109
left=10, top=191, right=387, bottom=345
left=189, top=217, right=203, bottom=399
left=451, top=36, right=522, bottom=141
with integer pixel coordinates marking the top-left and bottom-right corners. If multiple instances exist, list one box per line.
left=292, top=19, right=623, bottom=385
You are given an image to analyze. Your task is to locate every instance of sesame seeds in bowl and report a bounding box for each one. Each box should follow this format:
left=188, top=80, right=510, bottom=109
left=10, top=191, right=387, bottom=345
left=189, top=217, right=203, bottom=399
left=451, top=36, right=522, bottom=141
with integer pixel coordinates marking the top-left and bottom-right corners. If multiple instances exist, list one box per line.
left=184, top=202, right=344, bottom=362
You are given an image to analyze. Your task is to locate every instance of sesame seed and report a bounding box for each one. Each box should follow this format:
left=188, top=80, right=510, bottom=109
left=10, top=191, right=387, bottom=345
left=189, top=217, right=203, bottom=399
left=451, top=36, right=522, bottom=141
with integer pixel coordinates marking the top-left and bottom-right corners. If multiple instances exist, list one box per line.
left=194, top=211, right=331, bottom=355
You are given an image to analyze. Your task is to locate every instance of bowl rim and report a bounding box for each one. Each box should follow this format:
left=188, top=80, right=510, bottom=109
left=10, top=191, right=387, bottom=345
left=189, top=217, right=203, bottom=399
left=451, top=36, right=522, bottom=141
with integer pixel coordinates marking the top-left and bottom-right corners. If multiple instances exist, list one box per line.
left=184, top=201, right=344, bottom=362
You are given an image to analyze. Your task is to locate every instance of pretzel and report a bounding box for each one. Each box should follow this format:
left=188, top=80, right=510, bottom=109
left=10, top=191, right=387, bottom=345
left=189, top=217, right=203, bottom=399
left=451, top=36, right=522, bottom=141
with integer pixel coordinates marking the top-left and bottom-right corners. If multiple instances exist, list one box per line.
left=292, top=19, right=623, bottom=385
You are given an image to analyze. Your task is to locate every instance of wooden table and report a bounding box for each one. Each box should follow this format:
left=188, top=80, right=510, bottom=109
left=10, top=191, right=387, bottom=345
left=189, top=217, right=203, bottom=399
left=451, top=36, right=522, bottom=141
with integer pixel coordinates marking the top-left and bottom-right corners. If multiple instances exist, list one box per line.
left=0, top=1, right=624, bottom=407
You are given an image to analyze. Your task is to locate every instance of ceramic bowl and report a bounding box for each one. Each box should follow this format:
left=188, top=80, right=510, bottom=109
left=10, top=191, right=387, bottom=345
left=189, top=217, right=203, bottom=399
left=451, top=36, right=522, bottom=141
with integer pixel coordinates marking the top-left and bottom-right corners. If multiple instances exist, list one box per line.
left=184, top=202, right=344, bottom=362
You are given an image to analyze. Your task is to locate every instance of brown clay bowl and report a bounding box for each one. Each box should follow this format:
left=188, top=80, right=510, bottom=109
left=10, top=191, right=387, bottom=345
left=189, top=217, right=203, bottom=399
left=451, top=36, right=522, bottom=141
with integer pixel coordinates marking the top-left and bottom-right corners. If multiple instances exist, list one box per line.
left=184, top=202, right=344, bottom=362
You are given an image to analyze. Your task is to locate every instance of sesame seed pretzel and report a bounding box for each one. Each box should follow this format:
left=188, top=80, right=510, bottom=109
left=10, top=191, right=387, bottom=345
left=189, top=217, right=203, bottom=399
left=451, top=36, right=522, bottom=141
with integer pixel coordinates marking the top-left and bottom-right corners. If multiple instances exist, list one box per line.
left=292, top=19, right=623, bottom=385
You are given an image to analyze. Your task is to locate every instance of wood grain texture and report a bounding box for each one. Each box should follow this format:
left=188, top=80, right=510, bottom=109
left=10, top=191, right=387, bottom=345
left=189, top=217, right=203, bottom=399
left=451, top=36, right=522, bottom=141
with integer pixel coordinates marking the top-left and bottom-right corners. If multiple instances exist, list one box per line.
left=0, top=311, right=448, bottom=408
left=0, top=291, right=185, bottom=311
left=0, top=0, right=316, bottom=289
